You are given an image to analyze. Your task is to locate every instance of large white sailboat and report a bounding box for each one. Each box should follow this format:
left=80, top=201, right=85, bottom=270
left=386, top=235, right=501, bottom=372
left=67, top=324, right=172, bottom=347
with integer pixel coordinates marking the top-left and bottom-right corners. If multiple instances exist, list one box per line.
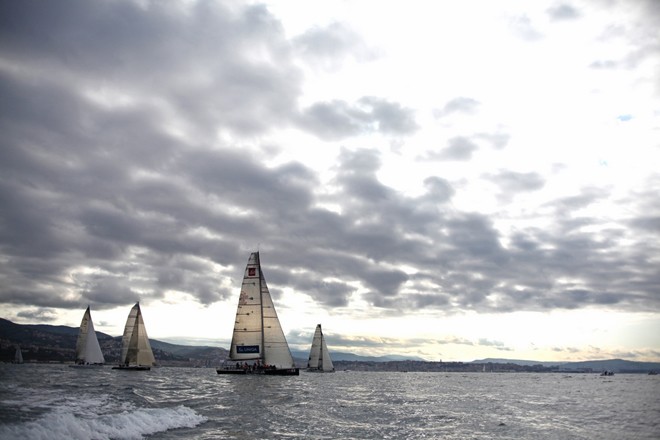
left=70, top=306, right=105, bottom=367
left=112, top=302, right=155, bottom=371
left=306, top=324, right=335, bottom=373
left=217, top=252, right=299, bottom=376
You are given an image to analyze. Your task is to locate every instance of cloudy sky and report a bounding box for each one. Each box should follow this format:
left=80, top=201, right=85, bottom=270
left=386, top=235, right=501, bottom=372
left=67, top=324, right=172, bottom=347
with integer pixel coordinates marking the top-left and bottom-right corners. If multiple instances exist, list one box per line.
left=1, top=0, right=659, bottom=362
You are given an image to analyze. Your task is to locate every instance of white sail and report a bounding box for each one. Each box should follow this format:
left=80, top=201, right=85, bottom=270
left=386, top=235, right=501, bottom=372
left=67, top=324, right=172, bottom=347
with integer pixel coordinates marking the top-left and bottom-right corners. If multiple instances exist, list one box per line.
left=307, top=324, right=335, bottom=372
left=229, top=252, right=295, bottom=369
left=320, top=331, right=334, bottom=372
left=120, top=302, right=155, bottom=366
left=75, top=306, right=105, bottom=364
left=14, top=346, right=23, bottom=364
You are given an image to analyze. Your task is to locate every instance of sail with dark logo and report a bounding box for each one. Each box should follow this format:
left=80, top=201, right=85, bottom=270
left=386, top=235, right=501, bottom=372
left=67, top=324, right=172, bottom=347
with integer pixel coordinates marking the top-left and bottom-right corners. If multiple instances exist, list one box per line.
left=217, top=252, right=299, bottom=375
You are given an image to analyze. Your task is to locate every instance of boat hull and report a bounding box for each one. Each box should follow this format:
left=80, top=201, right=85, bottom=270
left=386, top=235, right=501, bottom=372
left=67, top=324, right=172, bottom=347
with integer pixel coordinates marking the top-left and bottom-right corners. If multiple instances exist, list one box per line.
left=69, top=364, right=104, bottom=368
left=264, top=368, right=299, bottom=376
left=216, top=368, right=248, bottom=375
left=112, top=365, right=151, bottom=371
left=216, top=367, right=299, bottom=376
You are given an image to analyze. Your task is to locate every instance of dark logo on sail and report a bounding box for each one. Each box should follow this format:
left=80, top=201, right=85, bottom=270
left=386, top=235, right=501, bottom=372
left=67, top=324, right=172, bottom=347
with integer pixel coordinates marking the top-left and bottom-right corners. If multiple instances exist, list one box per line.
left=248, top=268, right=256, bottom=277
left=237, top=345, right=259, bottom=354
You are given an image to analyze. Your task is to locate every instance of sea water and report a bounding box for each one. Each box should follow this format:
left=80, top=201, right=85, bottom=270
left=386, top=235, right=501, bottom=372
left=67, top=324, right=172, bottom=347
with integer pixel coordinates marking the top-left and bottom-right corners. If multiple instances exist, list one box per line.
left=0, top=364, right=658, bottom=439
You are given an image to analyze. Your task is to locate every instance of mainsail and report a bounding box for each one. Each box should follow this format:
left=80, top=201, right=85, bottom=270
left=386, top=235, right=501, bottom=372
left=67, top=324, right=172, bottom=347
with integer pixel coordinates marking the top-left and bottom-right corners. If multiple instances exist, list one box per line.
left=223, top=252, right=297, bottom=373
left=119, top=302, right=155, bottom=367
left=75, top=306, right=105, bottom=364
left=14, top=346, right=23, bottom=364
left=307, top=324, right=335, bottom=372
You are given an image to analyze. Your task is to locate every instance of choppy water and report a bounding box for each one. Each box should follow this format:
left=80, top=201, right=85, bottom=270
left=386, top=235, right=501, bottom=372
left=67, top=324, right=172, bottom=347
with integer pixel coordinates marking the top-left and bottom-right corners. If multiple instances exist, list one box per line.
left=0, top=364, right=658, bottom=439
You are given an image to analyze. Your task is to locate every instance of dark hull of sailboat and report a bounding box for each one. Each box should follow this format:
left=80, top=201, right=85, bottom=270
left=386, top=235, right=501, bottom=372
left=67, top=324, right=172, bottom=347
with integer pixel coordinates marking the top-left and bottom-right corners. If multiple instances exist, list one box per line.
left=112, top=365, right=151, bottom=371
left=264, top=367, right=299, bottom=376
left=216, top=368, right=249, bottom=375
left=69, top=364, right=104, bottom=368
left=216, top=367, right=300, bottom=376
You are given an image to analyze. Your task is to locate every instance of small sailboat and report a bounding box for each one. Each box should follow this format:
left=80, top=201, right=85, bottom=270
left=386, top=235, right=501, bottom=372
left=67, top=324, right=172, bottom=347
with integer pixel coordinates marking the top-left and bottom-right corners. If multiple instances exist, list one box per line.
left=217, top=252, right=299, bottom=376
left=112, top=302, right=155, bottom=371
left=70, top=306, right=105, bottom=368
left=13, top=346, right=23, bottom=364
left=306, top=324, right=335, bottom=373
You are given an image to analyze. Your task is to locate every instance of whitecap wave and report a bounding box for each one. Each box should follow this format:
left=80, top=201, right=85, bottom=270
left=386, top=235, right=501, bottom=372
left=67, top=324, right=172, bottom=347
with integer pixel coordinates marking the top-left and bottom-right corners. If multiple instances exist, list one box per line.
left=0, top=405, right=207, bottom=440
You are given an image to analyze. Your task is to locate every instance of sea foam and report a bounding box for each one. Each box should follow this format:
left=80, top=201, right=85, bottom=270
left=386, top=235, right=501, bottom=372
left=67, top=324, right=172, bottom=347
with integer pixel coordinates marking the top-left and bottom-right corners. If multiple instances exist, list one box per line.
left=0, top=405, right=207, bottom=440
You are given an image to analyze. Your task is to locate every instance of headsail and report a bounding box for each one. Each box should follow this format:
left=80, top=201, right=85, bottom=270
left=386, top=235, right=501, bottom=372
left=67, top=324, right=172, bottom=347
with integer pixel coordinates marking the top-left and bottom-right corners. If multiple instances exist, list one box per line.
left=320, top=328, right=334, bottom=372
left=75, top=306, right=105, bottom=364
left=227, top=252, right=296, bottom=369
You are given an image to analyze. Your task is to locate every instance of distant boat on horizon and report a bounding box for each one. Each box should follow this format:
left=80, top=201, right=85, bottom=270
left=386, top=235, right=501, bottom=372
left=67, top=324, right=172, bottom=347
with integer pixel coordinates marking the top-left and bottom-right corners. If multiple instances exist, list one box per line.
left=113, top=302, right=155, bottom=371
left=306, top=324, right=335, bottom=373
left=217, top=252, right=299, bottom=376
left=13, top=345, right=23, bottom=364
left=70, top=306, right=105, bottom=368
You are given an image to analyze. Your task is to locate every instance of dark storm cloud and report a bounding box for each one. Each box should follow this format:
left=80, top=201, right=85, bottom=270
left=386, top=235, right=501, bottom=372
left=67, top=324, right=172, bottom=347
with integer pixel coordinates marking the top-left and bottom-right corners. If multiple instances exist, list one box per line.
left=16, top=309, right=58, bottom=322
left=1, top=0, right=658, bottom=326
left=0, top=0, right=301, bottom=137
left=81, top=278, right=140, bottom=307
left=299, top=97, right=418, bottom=140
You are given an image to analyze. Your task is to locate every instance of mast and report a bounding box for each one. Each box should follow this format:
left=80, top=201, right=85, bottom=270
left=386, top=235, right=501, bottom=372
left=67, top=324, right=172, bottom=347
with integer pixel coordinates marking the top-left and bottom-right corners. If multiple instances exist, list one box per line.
left=319, top=326, right=324, bottom=369
left=257, top=251, right=265, bottom=363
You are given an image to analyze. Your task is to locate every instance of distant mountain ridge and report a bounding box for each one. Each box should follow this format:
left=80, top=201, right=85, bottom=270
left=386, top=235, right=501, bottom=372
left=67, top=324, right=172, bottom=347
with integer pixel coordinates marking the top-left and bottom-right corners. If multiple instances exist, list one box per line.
left=2, top=318, right=659, bottom=372
left=472, top=358, right=560, bottom=367
left=472, top=357, right=660, bottom=373
left=0, top=317, right=228, bottom=366
left=290, top=350, right=426, bottom=363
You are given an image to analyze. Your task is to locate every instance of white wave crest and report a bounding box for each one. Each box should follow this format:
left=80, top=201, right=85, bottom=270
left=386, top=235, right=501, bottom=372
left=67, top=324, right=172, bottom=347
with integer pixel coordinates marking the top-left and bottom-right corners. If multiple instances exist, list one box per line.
left=0, top=405, right=207, bottom=440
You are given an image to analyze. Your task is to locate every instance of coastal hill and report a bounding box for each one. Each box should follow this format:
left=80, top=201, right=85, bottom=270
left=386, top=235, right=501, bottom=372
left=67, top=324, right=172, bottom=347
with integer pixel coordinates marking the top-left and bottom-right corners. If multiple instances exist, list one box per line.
left=0, top=317, right=227, bottom=366
left=2, top=318, right=659, bottom=373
